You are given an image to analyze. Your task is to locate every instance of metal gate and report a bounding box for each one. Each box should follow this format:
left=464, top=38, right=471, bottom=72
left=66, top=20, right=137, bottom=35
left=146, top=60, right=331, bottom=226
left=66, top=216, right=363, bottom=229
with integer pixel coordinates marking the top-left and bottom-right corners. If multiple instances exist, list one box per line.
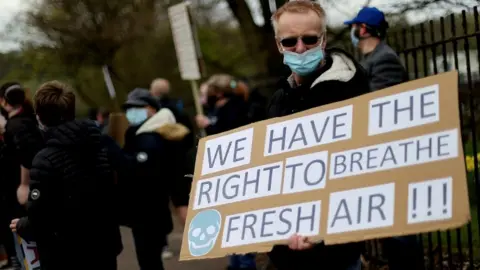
left=363, top=6, right=480, bottom=270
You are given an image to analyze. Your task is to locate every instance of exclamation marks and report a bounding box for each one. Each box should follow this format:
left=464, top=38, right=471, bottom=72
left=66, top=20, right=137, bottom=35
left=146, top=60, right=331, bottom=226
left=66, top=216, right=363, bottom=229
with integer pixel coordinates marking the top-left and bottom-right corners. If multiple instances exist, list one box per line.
left=412, top=188, right=417, bottom=219
left=408, top=178, right=452, bottom=224
left=443, top=183, right=448, bottom=214
left=427, top=185, right=432, bottom=216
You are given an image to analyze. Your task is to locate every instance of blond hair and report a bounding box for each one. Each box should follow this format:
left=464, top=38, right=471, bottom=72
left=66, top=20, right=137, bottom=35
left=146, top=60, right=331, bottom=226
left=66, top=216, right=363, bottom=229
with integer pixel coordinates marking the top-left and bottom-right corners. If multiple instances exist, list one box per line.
left=271, top=0, right=327, bottom=36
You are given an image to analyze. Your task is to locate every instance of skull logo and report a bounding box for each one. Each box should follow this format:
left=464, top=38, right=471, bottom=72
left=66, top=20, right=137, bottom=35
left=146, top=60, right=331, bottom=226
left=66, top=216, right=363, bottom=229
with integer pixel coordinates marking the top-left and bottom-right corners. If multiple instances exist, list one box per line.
left=188, top=209, right=222, bottom=256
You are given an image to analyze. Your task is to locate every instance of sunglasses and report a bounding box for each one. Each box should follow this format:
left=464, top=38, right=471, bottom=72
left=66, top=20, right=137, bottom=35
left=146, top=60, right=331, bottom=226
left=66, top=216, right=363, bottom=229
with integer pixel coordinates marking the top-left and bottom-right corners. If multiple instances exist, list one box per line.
left=280, top=35, right=322, bottom=48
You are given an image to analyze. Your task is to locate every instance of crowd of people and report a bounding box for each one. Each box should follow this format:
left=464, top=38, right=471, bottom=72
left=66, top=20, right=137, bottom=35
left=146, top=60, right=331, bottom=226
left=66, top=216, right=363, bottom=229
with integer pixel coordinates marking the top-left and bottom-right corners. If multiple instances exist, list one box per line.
left=0, top=1, right=425, bottom=270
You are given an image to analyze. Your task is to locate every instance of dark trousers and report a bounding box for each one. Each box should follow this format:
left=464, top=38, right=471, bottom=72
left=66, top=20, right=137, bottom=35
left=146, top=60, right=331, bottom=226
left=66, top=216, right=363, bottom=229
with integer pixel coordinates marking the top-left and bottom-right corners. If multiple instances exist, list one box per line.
left=0, top=197, right=24, bottom=263
left=383, top=235, right=422, bottom=270
left=132, top=226, right=166, bottom=270
left=95, top=258, right=118, bottom=270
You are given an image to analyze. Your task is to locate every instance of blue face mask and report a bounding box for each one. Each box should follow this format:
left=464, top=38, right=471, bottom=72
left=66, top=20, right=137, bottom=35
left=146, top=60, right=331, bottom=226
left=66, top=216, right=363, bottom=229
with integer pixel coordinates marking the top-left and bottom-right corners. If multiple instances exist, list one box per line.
left=283, top=46, right=324, bottom=76
left=126, top=108, right=148, bottom=125
left=351, top=27, right=360, bottom=47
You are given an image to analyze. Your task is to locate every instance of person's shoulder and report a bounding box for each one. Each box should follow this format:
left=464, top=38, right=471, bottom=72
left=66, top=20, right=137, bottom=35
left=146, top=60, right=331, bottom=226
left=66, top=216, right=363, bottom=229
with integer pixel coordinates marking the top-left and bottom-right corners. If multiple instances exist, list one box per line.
left=266, top=87, right=288, bottom=118
left=271, top=77, right=291, bottom=101
left=313, top=48, right=370, bottom=95
left=32, top=147, right=55, bottom=167
left=375, top=43, right=402, bottom=60
left=319, top=48, right=368, bottom=84
left=5, top=115, right=26, bottom=131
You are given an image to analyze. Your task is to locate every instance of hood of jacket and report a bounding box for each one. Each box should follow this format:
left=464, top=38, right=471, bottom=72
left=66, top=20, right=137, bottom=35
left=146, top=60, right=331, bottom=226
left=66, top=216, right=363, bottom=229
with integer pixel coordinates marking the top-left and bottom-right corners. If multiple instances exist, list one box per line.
left=136, top=108, right=190, bottom=141
left=45, top=119, right=102, bottom=150
left=311, top=48, right=358, bottom=87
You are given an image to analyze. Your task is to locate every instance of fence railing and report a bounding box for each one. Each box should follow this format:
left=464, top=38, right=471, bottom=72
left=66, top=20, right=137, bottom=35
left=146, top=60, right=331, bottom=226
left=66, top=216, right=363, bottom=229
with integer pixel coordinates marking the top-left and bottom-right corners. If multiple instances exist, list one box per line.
left=360, top=6, right=480, bottom=270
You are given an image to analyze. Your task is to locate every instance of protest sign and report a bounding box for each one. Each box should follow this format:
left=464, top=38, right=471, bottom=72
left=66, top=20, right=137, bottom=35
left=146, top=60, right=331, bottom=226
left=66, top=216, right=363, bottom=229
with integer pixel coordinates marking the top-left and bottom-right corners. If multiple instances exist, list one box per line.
left=13, top=233, right=40, bottom=270
left=168, top=2, right=201, bottom=81
left=180, top=71, right=470, bottom=260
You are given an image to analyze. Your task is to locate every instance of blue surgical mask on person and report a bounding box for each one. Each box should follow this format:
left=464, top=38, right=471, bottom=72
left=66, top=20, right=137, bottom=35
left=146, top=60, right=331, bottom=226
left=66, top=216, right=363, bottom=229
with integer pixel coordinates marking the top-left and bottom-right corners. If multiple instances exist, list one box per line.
left=282, top=45, right=324, bottom=76
left=351, top=27, right=360, bottom=47
left=126, top=108, right=148, bottom=125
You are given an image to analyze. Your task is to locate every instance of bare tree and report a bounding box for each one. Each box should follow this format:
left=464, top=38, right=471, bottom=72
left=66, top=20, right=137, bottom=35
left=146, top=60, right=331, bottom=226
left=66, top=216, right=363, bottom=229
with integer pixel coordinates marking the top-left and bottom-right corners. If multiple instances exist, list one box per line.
left=24, top=0, right=157, bottom=107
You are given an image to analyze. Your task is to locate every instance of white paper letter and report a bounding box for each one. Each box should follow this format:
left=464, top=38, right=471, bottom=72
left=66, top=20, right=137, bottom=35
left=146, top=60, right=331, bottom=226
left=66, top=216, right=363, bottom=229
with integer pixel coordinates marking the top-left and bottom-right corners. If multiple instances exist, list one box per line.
left=202, top=128, right=254, bottom=175
left=327, top=183, right=395, bottom=234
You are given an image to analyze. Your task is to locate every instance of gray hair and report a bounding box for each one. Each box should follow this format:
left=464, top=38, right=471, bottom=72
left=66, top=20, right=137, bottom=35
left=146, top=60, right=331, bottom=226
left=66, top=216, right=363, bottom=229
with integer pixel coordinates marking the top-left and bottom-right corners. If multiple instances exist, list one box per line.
left=271, top=1, right=328, bottom=38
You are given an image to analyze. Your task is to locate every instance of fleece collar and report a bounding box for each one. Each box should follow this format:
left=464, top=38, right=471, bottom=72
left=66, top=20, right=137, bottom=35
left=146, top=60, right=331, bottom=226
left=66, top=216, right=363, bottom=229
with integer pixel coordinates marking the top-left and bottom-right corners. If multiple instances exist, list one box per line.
left=311, top=51, right=357, bottom=87
left=136, top=108, right=190, bottom=141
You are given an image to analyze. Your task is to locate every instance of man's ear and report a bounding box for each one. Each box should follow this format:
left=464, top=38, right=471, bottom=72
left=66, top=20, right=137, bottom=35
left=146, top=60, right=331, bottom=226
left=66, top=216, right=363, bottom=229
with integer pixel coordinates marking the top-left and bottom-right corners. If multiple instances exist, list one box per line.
left=276, top=39, right=284, bottom=53
left=360, top=24, right=368, bottom=36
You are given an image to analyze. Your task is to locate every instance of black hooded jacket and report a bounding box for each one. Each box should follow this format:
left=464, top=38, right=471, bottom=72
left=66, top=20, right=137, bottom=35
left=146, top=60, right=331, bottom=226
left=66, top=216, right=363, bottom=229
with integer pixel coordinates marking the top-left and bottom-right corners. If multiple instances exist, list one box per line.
left=16, top=120, right=122, bottom=270
left=0, top=109, right=43, bottom=210
left=119, top=111, right=191, bottom=234
left=267, top=48, right=371, bottom=270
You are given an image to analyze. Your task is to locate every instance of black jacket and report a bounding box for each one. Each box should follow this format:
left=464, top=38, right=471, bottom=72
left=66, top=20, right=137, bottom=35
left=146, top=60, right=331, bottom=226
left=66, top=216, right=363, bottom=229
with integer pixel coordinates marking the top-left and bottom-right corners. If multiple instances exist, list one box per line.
left=267, top=48, right=370, bottom=270
left=360, top=42, right=408, bottom=91
left=0, top=109, right=43, bottom=213
left=205, top=95, right=249, bottom=135
left=16, top=120, right=122, bottom=270
left=157, top=95, right=195, bottom=159
left=120, top=112, right=191, bottom=233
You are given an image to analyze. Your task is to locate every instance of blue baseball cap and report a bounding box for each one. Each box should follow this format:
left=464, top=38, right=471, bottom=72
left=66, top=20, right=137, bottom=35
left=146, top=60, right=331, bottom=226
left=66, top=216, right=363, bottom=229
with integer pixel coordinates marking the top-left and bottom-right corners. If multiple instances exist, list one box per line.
left=344, top=7, right=387, bottom=28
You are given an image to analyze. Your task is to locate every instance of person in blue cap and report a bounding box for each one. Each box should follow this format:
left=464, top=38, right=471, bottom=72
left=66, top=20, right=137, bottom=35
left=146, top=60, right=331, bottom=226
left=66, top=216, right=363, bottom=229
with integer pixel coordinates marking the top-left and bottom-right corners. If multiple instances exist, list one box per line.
left=346, top=7, right=421, bottom=270
left=345, top=7, right=408, bottom=92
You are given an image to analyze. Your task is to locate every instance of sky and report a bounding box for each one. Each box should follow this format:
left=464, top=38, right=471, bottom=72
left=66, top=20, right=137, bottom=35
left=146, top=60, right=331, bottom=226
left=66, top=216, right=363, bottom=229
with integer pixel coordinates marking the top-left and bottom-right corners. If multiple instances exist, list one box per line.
left=0, top=0, right=28, bottom=51
left=0, top=0, right=474, bottom=52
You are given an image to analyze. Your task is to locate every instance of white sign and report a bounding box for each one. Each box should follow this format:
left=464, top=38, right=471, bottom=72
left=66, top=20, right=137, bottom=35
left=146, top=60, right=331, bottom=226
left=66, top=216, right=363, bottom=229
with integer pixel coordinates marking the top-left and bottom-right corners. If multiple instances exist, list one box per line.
left=14, top=233, right=40, bottom=270
left=408, top=177, right=453, bottom=224
left=168, top=2, right=201, bottom=80
left=327, top=183, right=395, bottom=234
left=221, top=201, right=321, bottom=248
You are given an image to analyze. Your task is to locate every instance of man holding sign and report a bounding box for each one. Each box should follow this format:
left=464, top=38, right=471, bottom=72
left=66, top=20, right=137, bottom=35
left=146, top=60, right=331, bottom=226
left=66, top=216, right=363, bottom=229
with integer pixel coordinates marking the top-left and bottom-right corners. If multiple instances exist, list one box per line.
left=266, top=1, right=370, bottom=269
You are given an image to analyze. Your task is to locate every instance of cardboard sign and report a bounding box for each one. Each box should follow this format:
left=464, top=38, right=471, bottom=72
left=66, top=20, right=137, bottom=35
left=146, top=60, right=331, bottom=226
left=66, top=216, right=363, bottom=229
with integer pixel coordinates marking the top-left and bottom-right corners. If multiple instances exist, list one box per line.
left=13, top=233, right=40, bottom=270
left=168, top=2, right=201, bottom=80
left=180, top=71, right=470, bottom=260
left=108, top=113, right=129, bottom=147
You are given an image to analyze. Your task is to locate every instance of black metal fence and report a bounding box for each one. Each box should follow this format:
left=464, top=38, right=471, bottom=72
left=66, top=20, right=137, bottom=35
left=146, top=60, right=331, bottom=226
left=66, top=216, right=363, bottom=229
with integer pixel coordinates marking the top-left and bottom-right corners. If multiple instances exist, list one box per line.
left=362, top=6, right=480, bottom=270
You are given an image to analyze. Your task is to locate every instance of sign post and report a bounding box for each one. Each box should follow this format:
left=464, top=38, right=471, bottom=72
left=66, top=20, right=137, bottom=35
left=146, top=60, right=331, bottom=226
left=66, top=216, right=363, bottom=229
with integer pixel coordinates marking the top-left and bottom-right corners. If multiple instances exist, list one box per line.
left=168, top=1, right=206, bottom=137
left=179, top=71, right=471, bottom=261
left=102, top=65, right=129, bottom=147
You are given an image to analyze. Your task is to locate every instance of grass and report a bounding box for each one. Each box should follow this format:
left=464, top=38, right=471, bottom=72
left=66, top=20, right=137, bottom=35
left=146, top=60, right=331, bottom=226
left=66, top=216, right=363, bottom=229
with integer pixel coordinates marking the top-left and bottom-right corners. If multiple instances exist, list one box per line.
left=423, top=140, right=480, bottom=260
left=422, top=206, right=480, bottom=260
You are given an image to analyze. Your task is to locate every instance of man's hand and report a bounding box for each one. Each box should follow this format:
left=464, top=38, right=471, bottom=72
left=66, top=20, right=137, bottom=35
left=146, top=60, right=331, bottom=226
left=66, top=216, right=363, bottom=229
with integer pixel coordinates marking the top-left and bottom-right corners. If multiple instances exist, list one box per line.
left=177, top=206, right=188, bottom=225
left=288, top=234, right=313, bottom=250
left=10, top=219, right=19, bottom=232
left=195, top=115, right=210, bottom=129
left=17, top=184, right=29, bottom=205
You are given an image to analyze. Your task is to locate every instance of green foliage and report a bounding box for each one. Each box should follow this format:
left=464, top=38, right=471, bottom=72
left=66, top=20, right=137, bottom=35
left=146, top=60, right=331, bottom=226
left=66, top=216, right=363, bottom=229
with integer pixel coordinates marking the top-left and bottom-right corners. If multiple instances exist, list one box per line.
left=0, top=1, right=262, bottom=115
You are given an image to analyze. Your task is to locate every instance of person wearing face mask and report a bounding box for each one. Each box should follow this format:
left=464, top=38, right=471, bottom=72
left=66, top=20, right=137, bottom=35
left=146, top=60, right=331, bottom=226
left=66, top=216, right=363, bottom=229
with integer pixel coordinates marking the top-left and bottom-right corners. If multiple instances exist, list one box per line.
left=266, top=1, right=370, bottom=270
left=346, top=7, right=420, bottom=270
left=0, top=82, right=43, bottom=270
left=195, top=74, right=249, bottom=136
left=195, top=76, right=255, bottom=270
left=121, top=88, right=191, bottom=270
left=345, top=7, right=408, bottom=92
